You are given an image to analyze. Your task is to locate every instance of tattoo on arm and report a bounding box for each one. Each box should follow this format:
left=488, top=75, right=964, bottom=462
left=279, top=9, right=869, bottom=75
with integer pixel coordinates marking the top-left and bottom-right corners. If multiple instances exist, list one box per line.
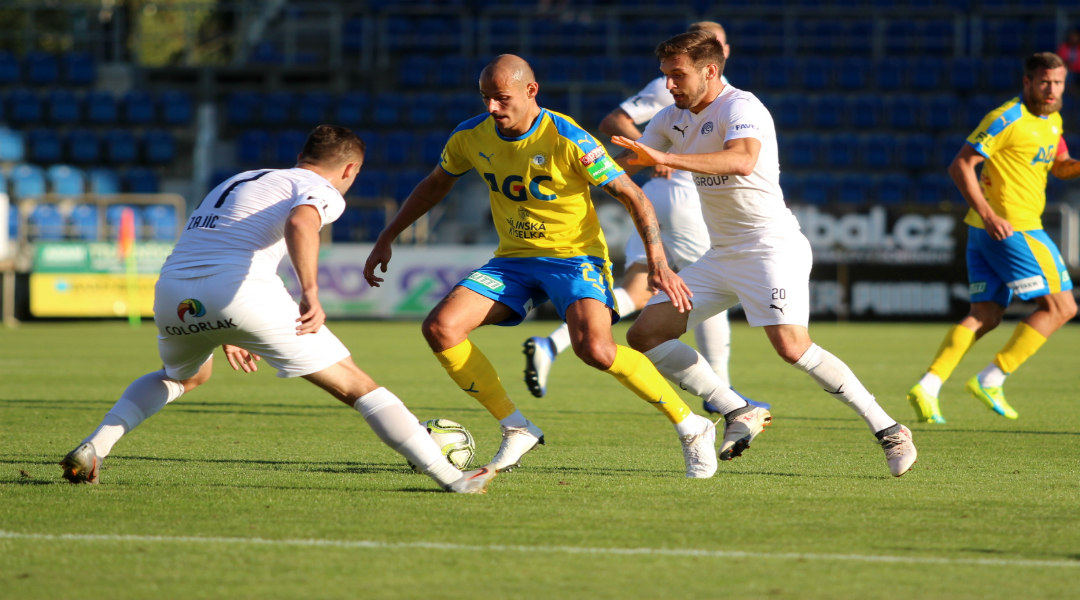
left=603, top=175, right=661, bottom=246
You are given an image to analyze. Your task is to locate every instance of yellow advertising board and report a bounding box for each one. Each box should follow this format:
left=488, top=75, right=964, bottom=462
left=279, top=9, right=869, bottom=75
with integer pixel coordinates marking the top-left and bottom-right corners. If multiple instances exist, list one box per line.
left=30, top=273, right=158, bottom=317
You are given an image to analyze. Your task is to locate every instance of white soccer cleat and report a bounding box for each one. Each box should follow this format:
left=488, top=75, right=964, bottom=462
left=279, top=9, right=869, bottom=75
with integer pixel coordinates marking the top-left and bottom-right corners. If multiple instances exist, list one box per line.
left=718, top=406, right=772, bottom=461
left=523, top=337, right=556, bottom=398
left=680, top=414, right=718, bottom=479
left=877, top=424, right=917, bottom=477
left=487, top=421, right=545, bottom=473
left=59, top=442, right=101, bottom=484
left=446, top=467, right=497, bottom=494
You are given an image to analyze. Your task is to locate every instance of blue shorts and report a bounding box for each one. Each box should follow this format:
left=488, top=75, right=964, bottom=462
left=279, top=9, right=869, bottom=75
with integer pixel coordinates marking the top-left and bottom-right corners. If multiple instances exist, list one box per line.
left=457, top=256, right=616, bottom=326
left=967, top=226, right=1073, bottom=306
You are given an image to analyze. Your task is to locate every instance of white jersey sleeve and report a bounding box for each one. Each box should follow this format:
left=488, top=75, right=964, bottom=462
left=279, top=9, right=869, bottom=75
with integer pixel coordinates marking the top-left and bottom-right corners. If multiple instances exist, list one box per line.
left=160, top=168, right=346, bottom=278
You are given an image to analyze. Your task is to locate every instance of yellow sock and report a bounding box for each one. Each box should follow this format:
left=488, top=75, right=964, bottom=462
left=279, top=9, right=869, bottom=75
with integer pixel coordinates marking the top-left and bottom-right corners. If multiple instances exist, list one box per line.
left=606, top=345, right=692, bottom=424
left=927, top=324, right=977, bottom=381
left=993, top=322, right=1047, bottom=374
left=434, top=339, right=515, bottom=420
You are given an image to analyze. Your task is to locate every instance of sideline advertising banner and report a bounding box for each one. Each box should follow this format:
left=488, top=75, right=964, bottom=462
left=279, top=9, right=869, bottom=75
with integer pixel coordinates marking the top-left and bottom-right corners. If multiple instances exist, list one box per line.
left=30, top=242, right=172, bottom=317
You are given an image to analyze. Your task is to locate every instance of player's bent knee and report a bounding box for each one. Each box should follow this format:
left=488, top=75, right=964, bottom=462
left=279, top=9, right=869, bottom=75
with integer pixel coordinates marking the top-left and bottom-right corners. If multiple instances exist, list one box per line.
left=572, top=338, right=616, bottom=370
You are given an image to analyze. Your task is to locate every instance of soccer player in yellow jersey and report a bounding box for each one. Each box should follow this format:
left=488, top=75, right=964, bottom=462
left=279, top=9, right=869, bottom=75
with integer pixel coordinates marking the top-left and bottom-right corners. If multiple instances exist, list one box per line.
left=364, top=55, right=727, bottom=479
left=908, top=52, right=1080, bottom=423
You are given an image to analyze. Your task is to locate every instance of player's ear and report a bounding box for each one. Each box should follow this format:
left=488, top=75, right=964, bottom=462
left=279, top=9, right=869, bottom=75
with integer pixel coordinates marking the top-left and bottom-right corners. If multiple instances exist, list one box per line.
left=526, top=81, right=539, bottom=99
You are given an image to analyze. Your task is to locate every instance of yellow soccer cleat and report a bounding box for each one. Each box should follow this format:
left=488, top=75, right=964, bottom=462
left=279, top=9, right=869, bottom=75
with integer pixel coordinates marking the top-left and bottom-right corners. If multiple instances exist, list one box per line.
left=965, top=376, right=1019, bottom=419
left=906, top=383, right=946, bottom=424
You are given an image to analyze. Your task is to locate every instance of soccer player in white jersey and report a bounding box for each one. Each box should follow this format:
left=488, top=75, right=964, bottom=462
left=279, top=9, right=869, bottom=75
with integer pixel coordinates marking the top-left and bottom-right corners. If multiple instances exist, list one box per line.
left=614, top=31, right=918, bottom=477
left=59, top=125, right=496, bottom=493
left=524, top=22, right=765, bottom=416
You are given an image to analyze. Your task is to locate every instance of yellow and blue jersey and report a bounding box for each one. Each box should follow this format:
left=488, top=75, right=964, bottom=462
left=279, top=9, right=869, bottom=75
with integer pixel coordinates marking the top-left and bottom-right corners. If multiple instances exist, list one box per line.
left=964, top=96, right=1064, bottom=231
left=439, top=108, right=623, bottom=259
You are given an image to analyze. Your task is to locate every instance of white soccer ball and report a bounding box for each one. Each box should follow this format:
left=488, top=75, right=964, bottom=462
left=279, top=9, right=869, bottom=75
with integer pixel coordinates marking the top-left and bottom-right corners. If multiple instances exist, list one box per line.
left=410, top=418, right=476, bottom=472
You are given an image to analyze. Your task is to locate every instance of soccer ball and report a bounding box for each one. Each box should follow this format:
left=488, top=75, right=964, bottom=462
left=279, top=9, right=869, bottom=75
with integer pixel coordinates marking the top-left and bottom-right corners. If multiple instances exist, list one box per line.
left=410, top=418, right=476, bottom=472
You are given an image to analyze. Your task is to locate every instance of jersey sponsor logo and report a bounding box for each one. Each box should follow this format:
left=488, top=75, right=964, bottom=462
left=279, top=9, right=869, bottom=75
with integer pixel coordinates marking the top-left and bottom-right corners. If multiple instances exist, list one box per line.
left=466, top=271, right=506, bottom=292
left=482, top=172, right=557, bottom=202
left=478, top=150, right=495, bottom=164
left=585, top=153, right=617, bottom=180
left=532, top=153, right=546, bottom=166
left=1031, top=144, right=1056, bottom=165
left=164, top=319, right=237, bottom=336
left=969, top=281, right=987, bottom=295
left=1007, top=276, right=1045, bottom=294
left=694, top=175, right=731, bottom=186
left=701, top=121, right=715, bottom=135
left=579, top=146, right=606, bottom=166
left=177, top=298, right=206, bottom=322
left=672, top=124, right=688, bottom=136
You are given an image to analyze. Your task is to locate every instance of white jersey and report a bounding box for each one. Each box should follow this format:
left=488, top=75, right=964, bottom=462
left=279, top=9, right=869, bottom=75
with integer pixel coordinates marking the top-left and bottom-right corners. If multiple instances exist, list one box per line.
left=638, top=84, right=798, bottom=247
left=618, top=74, right=728, bottom=189
left=161, top=168, right=345, bottom=278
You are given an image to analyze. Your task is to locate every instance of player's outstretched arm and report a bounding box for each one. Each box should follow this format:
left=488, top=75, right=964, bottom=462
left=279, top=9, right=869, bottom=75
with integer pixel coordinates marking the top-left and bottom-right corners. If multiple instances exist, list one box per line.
left=1051, top=138, right=1080, bottom=180
left=285, top=204, right=328, bottom=335
left=602, top=173, right=692, bottom=313
left=612, top=135, right=760, bottom=176
left=364, top=167, right=456, bottom=287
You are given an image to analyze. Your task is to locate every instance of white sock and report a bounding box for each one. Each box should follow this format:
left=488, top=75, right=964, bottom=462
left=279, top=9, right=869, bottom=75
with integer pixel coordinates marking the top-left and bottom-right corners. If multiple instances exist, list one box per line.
left=918, top=372, right=943, bottom=397
left=793, top=344, right=895, bottom=434
left=354, top=387, right=460, bottom=487
left=979, top=363, right=1007, bottom=387
left=498, top=409, right=529, bottom=429
left=644, top=339, right=747, bottom=415
left=674, top=413, right=705, bottom=437
left=694, top=310, right=731, bottom=387
left=549, top=324, right=572, bottom=354
left=85, top=369, right=185, bottom=458
left=613, top=287, right=638, bottom=319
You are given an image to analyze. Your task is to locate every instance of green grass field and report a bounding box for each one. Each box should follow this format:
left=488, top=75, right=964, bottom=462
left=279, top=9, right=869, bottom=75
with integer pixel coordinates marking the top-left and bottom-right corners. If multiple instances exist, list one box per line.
left=2, top=319, right=1078, bottom=599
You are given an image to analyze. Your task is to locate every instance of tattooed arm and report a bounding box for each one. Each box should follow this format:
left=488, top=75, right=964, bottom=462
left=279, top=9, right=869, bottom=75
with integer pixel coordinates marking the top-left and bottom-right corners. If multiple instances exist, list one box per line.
left=602, top=173, right=692, bottom=312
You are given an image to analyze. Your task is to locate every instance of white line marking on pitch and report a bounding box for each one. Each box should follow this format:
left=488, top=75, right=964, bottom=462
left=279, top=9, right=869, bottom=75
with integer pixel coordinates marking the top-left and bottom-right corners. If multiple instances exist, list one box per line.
left=1, top=530, right=1077, bottom=569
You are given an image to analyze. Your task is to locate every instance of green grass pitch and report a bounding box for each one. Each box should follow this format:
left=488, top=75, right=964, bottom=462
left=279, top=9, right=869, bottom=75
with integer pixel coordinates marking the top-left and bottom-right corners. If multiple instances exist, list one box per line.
left=2, top=319, right=1078, bottom=599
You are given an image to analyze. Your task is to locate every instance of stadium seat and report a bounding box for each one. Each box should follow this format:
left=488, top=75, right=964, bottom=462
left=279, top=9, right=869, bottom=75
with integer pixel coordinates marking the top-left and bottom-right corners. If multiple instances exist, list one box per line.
left=69, top=203, right=99, bottom=241
left=122, top=90, right=156, bottom=124
left=823, top=133, right=858, bottom=169
left=772, top=95, right=807, bottom=131
left=859, top=134, right=894, bottom=170
left=849, top=95, right=884, bottom=129
left=123, top=167, right=159, bottom=194
left=382, top=131, right=415, bottom=166
left=66, top=128, right=101, bottom=164
left=61, top=51, right=96, bottom=86
left=406, top=94, right=439, bottom=127
left=798, top=57, right=833, bottom=91
left=435, top=55, right=471, bottom=89
left=296, top=91, right=332, bottom=125
left=923, top=94, right=959, bottom=132
left=875, top=57, right=907, bottom=91
left=947, top=57, right=980, bottom=92
left=160, top=90, right=193, bottom=125
left=836, top=173, right=874, bottom=205
left=353, top=169, right=389, bottom=198
left=779, top=172, right=803, bottom=203
left=11, top=164, right=46, bottom=198
left=886, top=95, right=921, bottom=130
left=47, top=164, right=86, bottom=196
left=0, top=50, right=20, bottom=85
left=142, top=129, right=177, bottom=164
left=85, top=90, right=118, bottom=124
left=25, top=51, right=59, bottom=85
left=835, top=57, right=870, bottom=91
left=342, top=17, right=365, bottom=52
left=723, top=60, right=756, bottom=89
left=0, top=127, right=25, bottom=163
left=104, top=129, right=138, bottom=164
left=785, top=133, right=820, bottom=169
left=46, top=89, right=82, bottom=124
left=371, top=93, right=400, bottom=126
left=272, top=129, right=307, bottom=166
left=236, top=129, right=270, bottom=165
left=420, top=130, right=448, bottom=166
left=761, top=56, right=796, bottom=90
left=800, top=173, right=835, bottom=206
left=334, top=91, right=369, bottom=128
left=809, top=95, right=846, bottom=129
left=88, top=167, right=121, bottom=194
left=27, top=202, right=65, bottom=240
left=875, top=173, right=913, bottom=205
left=910, top=57, right=945, bottom=91
left=226, top=91, right=260, bottom=127
left=9, top=88, right=44, bottom=123
left=250, top=41, right=283, bottom=65
left=143, top=204, right=178, bottom=241
left=984, top=57, right=1019, bottom=91
left=915, top=173, right=956, bottom=205
left=260, top=91, right=295, bottom=125
left=900, top=134, right=935, bottom=169
left=932, top=133, right=967, bottom=167
left=27, top=128, right=62, bottom=164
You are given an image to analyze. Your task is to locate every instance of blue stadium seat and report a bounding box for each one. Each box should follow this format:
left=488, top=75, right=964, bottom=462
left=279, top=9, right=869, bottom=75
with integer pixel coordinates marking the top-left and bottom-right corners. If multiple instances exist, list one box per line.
left=85, top=90, right=118, bottom=124
left=393, top=169, right=426, bottom=199
left=875, top=173, right=912, bottom=205
left=11, top=164, right=46, bottom=198
left=69, top=203, right=99, bottom=241
left=875, top=58, right=907, bottom=91
left=88, top=167, right=121, bottom=194
left=779, top=172, right=803, bottom=203
left=47, top=89, right=81, bottom=124
left=143, top=204, right=178, bottom=241
left=353, top=170, right=388, bottom=198
left=250, top=41, right=283, bottom=65
left=886, top=95, right=921, bottom=130
left=62, top=51, right=96, bottom=86
left=420, top=131, right=447, bottom=166
left=28, top=203, right=65, bottom=240
left=160, top=90, right=193, bottom=125
left=849, top=95, right=884, bottom=129
left=406, top=94, right=439, bottom=127
left=9, top=88, right=44, bottom=123
left=836, top=173, right=874, bottom=205
left=0, top=127, right=25, bottom=162
left=915, top=173, right=956, bottom=204
left=823, top=133, right=858, bottom=169
left=924, top=94, right=959, bottom=131
left=47, top=164, right=86, bottom=196
left=382, top=131, right=415, bottom=166
left=810, top=95, right=846, bottom=129
left=900, top=134, right=934, bottom=169
left=122, top=90, right=157, bottom=124
left=334, top=91, right=369, bottom=128
left=435, top=55, right=471, bottom=89
left=236, top=129, right=270, bottom=165
left=104, top=129, right=138, bottom=164
left=142, top=129, right=177, bottom=164
left=397, top=55, right=432, bottom=88
left=226, top=91, right=260, bottom=127
left=982, top=20, right=1024, bottom=57
left=296, top=91, right=332, bottom=125
left=66, top=128, right=101, bottom=164
left=761, top=56, right=796, bottom=90
left=25, top=51, right=59, bottom=85
left=371, top=93, right=400, bottom=126
left=260, top=91, right=295, bottom=125
left=123, top=168, right=159, bottom=194
left=722, top=60, right=755, bottom=89
left=772, top=95, right=807, bottom=131
left=800, top=173, right=835, bottom=205
left=0, top=50, right=19, bottom=85
left=984, top=57, right=1019, bottom=91
left=798, top=58, right=832, bottom=91
left=27, top=128, right=62, bottom=164
left=947, top=57, right=980, bottom=92
left=272, top=129, right=307, bottom=166
left=859, top=134, right=894, bottom=170
left=910, top=57, right=945, bottom=91
left=835, top=57, right=870, bottom=91
left=342, top=17, right=365, bottom=52
left=785, top=133, right=821, bottom=169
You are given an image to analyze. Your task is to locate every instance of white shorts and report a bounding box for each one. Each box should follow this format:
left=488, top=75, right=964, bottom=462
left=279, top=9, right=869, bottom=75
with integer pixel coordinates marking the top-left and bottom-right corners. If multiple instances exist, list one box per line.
left=647, top=229, right=812, bottom=328
left=623, top=177, right=710, bottom=271
left=153, top=270, right=351, bottom=379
